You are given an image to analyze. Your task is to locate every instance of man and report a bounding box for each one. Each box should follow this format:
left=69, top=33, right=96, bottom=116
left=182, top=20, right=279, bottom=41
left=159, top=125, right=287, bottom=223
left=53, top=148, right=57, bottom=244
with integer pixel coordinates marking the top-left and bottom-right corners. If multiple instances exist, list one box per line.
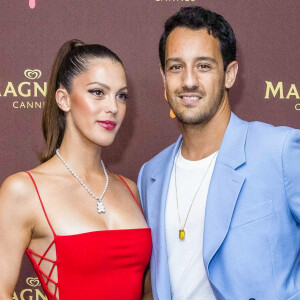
left=138, top=6, right=300, bottom=300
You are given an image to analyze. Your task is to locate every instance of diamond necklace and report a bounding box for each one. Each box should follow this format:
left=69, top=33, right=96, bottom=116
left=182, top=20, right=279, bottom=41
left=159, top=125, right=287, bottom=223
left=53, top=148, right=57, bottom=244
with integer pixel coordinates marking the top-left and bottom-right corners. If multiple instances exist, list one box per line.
left=175, top=147, right=218, bottom=239
left=56, top=149, right=109, bottom=214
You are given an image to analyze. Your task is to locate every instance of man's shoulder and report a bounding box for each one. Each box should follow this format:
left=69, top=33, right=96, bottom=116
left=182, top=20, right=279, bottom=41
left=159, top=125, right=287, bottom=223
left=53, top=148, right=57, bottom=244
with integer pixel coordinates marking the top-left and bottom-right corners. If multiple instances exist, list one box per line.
left=234, top=115, right=300, bottom=154
left=224, top=114, right=299, bottom=159
left=246, top=118, right=298, bottom=141
left=232, top=112, right=297, bottom=138
left=145, top=141, right=178, bottom=165
left=141, top=138, right=180, bottom=173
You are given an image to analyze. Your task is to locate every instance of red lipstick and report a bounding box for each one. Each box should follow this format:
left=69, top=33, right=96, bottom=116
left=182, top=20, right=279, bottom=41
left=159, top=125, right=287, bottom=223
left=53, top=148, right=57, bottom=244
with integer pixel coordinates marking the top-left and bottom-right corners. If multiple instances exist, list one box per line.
left=97, top=120, right=116, bottom=131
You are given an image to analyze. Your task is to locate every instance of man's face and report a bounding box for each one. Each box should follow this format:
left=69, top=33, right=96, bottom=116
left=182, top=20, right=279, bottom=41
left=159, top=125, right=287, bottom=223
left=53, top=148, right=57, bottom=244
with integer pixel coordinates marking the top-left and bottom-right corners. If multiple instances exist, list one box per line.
left=162, top=27, right=227, bottom=125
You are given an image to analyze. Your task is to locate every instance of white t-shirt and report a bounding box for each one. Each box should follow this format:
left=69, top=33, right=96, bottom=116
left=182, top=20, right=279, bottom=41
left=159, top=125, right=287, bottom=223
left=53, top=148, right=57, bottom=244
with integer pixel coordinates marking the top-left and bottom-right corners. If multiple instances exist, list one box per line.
left=165, top=148, right=218, bottom=300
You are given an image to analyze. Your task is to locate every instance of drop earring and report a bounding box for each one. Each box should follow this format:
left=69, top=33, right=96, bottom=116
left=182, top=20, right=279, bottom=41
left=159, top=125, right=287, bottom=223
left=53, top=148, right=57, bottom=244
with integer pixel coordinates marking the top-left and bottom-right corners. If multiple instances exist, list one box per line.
left=164, top=89, right=176, bottom=119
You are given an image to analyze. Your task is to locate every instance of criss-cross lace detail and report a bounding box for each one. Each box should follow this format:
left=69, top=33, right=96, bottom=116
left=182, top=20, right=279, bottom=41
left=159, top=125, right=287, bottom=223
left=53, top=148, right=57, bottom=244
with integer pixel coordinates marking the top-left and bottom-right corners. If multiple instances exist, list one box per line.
left=26, top=240, right=58, bottom=299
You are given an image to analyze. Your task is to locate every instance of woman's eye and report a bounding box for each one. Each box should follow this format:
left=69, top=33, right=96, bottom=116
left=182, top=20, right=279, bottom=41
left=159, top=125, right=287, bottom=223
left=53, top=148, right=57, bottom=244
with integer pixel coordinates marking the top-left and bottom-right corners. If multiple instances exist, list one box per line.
left=116, top=93, right=129, bottom=101
left=88, top=89, right=104, bottom=97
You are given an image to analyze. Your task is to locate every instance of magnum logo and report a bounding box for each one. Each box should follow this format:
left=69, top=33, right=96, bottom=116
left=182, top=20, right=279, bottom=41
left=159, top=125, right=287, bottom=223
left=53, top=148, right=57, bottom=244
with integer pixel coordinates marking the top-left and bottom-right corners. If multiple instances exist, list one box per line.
left=26, top=277, right=41, bottom=287
left=0, top=69, right=47, bottom=109
left=12, top=277, right=46, bottom=300
left=265, top=81, right=300, bottom=111
left=24, top=69, right=42, bottom=80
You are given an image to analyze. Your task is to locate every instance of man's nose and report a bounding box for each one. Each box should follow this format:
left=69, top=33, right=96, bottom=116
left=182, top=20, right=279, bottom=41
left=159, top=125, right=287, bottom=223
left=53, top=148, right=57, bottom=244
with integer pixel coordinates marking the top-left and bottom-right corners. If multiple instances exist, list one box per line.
left=181, top=68, right=198, bottom=90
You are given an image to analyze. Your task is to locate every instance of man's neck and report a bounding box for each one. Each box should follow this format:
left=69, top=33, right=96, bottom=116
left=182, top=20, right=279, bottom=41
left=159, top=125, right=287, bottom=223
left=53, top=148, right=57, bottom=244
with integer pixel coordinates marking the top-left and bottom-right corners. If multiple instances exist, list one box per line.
left=179, top=99, right=231, bottom=161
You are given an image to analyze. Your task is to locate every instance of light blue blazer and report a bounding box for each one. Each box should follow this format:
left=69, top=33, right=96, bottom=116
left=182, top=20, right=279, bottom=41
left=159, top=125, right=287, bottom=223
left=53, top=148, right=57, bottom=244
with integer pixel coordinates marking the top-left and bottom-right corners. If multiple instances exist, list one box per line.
left=138, top=113, right=300, bottom=300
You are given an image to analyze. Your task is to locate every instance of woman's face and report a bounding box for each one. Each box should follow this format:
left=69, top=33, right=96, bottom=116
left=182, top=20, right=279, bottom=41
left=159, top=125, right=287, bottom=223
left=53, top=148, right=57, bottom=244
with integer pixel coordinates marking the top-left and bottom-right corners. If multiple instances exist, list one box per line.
left=63, top=58, right=128, bottom=147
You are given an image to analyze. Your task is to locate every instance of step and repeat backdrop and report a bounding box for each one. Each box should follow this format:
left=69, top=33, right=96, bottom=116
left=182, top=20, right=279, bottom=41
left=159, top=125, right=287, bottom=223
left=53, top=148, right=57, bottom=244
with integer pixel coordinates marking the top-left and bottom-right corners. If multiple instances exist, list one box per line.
left=1, top=0, right=299, bottom=298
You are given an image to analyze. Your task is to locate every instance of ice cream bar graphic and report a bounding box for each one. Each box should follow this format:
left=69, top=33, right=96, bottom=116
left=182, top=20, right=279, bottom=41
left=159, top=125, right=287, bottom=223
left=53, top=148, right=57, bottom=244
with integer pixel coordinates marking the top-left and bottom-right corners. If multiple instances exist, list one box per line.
left=29, top=0, right=36, bottom=9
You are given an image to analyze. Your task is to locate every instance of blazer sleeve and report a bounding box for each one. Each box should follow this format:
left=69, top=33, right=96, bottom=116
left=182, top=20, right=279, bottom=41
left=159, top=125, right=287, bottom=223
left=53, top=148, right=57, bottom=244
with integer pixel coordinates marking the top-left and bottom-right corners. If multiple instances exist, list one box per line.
left=282, top=128, right=300, bottom=223
left=137, top=163, right=146, bottom=211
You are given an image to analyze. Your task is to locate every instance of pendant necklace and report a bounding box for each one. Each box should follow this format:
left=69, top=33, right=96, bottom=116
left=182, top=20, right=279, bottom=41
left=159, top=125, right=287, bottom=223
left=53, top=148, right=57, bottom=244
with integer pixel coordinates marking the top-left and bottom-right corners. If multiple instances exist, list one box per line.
left=175, top=147, right=218, bottom=239
left=56, top=149, right=109, bottom=214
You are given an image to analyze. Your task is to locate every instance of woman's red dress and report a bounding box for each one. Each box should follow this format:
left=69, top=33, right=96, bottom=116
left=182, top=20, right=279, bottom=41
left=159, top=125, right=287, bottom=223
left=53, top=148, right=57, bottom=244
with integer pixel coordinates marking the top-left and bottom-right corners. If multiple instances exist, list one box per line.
left=25, top=172, right=152, bottom=300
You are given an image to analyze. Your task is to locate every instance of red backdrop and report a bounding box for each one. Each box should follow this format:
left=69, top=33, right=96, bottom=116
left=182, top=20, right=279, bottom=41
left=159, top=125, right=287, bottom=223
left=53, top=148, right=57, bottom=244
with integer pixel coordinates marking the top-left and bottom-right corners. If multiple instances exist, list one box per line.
left=0, top=0, right=299, bottom=298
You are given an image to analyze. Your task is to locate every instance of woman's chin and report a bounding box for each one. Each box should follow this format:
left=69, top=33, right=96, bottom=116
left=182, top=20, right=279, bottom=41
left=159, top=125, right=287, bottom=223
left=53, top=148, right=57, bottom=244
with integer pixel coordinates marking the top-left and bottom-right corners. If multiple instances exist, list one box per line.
left=95, top=136, right=118, bottom=148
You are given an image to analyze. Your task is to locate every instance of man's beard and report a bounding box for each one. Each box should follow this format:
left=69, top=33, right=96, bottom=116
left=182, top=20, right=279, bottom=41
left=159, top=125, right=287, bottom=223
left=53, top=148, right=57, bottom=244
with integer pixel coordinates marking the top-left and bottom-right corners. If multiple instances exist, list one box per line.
left=167, top=83, right=225, bottom=126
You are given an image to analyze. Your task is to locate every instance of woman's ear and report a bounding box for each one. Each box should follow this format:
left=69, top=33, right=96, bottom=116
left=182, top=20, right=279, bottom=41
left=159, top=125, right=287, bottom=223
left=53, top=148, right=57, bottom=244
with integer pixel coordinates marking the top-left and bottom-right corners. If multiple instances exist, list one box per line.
left=56, top=88, right=70, bottom=112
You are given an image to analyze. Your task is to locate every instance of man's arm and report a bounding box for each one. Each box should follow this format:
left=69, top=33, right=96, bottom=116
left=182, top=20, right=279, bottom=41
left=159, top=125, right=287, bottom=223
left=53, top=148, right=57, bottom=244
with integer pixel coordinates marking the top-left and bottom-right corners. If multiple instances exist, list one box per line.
left=137, top=163, right=146, bottom=210
left=282, top=128, right=300, bottom=222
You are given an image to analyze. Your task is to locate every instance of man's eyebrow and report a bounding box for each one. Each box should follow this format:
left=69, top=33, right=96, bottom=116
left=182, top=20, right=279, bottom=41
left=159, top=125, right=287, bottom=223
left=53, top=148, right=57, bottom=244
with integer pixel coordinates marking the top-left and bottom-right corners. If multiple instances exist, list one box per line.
left=165, top=58, right=183, bottom=65
left=195, top=56, right=218, bottom=64
left=165, top=56, right=218, bottom=65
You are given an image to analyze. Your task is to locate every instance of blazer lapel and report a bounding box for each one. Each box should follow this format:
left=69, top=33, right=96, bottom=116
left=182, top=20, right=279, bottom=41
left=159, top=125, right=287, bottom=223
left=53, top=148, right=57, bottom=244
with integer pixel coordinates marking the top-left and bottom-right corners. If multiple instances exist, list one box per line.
left=203, top=113, right=248, bottom=279
left=148, top=137, right=182, bottom=300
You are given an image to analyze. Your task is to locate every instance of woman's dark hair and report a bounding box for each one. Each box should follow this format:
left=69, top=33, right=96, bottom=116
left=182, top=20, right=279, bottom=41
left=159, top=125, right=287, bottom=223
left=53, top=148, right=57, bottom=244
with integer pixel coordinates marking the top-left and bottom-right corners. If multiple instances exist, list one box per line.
left=159, top=6, right=236, bottom=72
left=40, top=39, right=123, bottom=162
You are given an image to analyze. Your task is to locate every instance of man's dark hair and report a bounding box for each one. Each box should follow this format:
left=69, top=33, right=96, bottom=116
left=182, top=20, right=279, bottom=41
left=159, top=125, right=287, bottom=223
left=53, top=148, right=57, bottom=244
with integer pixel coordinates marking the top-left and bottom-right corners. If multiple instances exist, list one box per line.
left=159, top=6, right=236, bottom=72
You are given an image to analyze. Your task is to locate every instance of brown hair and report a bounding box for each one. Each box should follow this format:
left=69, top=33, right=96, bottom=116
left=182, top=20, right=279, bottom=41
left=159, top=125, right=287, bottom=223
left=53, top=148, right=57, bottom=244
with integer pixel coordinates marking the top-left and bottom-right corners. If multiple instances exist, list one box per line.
left=39, top=39, right=123, bottom=162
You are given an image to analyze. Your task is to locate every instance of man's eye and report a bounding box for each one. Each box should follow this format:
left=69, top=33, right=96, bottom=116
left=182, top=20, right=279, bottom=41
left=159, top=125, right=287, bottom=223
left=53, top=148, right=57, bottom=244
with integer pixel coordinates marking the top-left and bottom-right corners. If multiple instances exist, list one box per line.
left=169, top=65, right=182, bottom=71
left=88, top=89, right=104, bottom=97
left=116, top=93, right=129, bottom=101
left=198, top=64, right=211, bottom=70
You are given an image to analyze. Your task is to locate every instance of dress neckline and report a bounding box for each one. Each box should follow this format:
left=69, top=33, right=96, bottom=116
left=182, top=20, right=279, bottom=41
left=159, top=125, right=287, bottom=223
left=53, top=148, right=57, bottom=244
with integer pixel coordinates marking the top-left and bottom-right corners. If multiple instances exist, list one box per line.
left=55, top=227, right=151, bottom=238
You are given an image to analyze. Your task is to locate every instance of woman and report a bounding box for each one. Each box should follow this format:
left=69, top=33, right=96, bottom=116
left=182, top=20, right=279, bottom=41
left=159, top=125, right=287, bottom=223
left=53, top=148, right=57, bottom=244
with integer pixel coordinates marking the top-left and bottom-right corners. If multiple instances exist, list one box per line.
left=0, top=40, right=152, bottom=299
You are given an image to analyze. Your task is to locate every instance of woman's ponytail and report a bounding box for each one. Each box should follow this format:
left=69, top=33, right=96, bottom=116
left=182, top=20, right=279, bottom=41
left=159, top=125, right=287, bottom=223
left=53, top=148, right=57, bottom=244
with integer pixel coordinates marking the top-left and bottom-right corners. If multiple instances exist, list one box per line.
left=39, top=39, right=84, bottom=163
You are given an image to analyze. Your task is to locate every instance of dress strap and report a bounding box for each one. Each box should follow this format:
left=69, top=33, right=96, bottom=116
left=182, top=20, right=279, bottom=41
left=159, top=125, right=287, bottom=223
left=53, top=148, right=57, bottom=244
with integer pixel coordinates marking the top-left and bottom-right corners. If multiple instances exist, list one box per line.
left=117, top=175, right=143, bottom=214
left=26, top=172, right=56, bottom=237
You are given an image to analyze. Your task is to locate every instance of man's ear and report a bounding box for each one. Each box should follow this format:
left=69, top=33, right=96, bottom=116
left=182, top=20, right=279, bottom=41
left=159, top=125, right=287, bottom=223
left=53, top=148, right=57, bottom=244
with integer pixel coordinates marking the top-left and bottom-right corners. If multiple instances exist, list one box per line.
left=160, top=64, right=166, bottom=89
left=225, top=61, right=238, bottom=89
left=56, top=88, right=71, bottom=112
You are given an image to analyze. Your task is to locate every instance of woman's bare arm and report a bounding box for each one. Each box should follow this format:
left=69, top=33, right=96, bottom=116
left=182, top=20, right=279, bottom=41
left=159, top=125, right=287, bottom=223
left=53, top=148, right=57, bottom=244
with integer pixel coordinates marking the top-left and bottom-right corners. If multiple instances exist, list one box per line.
left=0, top=173, right=34, bottom=299
left=142, top=265, right=153, bottom=300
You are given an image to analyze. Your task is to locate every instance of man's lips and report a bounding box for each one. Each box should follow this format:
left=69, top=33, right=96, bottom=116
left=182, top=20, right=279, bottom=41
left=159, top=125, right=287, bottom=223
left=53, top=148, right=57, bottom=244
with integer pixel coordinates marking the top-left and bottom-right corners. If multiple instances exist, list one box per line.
left=97, top=120, right=116, bottom=130
left=178, top=93, right=203, bottom=104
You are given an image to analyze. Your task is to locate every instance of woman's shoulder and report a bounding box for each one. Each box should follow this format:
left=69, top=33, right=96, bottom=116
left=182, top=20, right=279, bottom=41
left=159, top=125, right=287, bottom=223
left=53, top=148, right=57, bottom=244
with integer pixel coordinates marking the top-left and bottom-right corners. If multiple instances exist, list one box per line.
left=0, top=160, right=53, bottom=202
left=0, top=172, right=39, bottom=225
left=112, top=173, right=140, bottom=202
left=1, top=160, right=48, bottom=192
left=115, top=174, right=138, bottom=192
left=0, top=172, right=34, bottom=199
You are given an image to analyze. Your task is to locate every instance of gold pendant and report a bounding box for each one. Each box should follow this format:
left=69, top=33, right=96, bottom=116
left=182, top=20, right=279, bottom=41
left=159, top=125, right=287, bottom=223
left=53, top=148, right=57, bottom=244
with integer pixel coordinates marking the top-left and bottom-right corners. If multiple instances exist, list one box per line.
left=179, top=229, right=185, bottom=239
